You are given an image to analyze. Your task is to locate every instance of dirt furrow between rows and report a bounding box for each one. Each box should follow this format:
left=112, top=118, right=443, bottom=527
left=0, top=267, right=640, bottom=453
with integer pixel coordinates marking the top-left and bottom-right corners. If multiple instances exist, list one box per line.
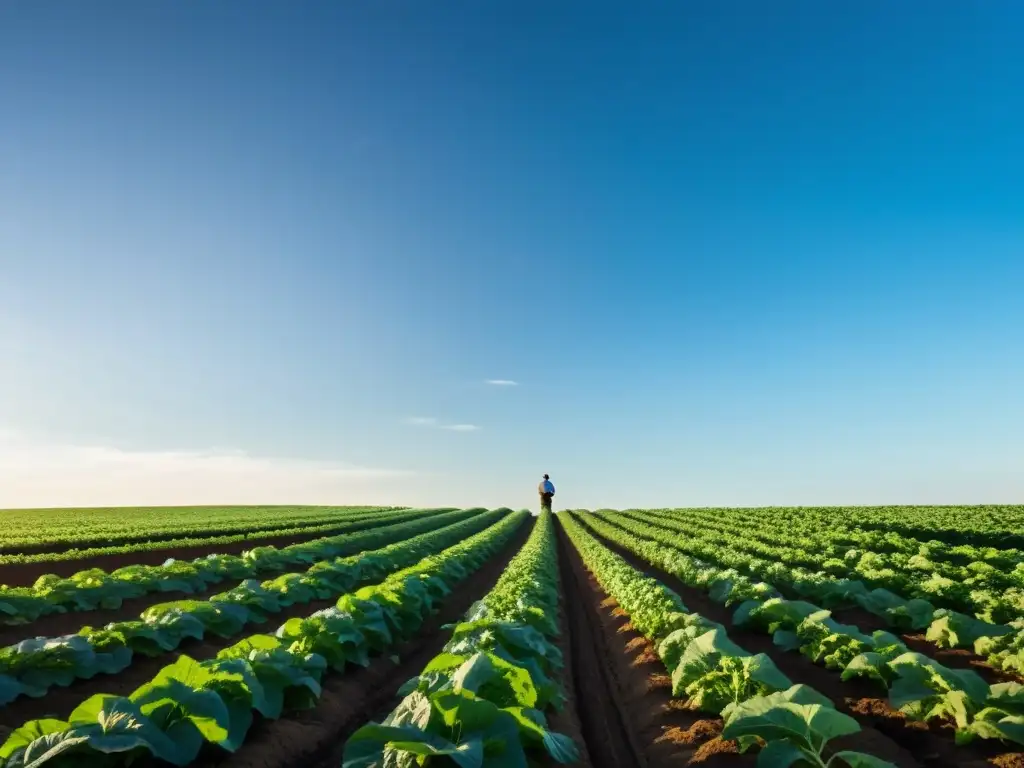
left=192, top=520, right=534, bottom=768
left=545, top=527, right=594, bottom=767
left=556, top=523, right=641, bottom=768
left=557, top=521, right=757, bottom=768
left=583, top=521, right=1024, bottom=767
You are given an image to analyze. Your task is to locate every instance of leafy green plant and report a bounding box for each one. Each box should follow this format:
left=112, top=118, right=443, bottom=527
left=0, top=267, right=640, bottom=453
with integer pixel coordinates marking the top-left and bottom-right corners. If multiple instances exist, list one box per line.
left=670, top=628, right=792, bottom=713
left=722, top=685, right=898, bottom=767
left=926, top=609, right=1012, bottom=650
left=344, top=511, right=580, bottom=767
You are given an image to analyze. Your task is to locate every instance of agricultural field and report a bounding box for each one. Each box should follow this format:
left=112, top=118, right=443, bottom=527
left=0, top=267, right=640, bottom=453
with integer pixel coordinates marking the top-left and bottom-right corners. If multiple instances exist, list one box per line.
left=0, top=505, right=1023, bottom=768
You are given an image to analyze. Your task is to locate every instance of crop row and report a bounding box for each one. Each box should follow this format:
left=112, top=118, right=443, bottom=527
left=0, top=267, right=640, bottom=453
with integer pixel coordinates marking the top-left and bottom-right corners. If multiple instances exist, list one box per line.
left=646, top=507, right=1024, bottom=620
left=656, top=506, right=1024, bottom=569
left=0, top=507, right=435, bottom=569
left=0, top=507, right=474, bottom=627
left=0, top=506, right=406, bottom=555
left=560, top=512, right=896, bottom=767
left=657, top=505, right=1024, bottom=539
left=599, top=508, right=1024, bottom=663
left=581, top=511, right=1024, bottom=753
left=654, top=505, right=1024, bottom=574
left=343, top=509, right=578, bottom=767
left=0, top=511, right=529, bottom=767
left=0, top=508, right=510, bottom=707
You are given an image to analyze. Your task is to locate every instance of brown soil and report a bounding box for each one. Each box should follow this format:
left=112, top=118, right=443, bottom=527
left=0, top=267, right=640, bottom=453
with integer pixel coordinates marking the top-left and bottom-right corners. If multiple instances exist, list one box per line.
left=556, top=521, right=756, bottom=768
left=543, top=538, right=595, bottom=768
left=185, top=518, right=535, bottom=768
left=991, top=755, right=1024, bottom=767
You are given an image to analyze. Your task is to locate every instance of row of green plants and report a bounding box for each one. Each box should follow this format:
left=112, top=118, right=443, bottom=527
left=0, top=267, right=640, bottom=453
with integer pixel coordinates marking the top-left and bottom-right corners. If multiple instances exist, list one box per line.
left=641, top=509, right=1024, bottom=676
left=661, top=506, right=1024, bottom=569
left=0, top=508, right=466, bottom=627
left=647, top=507, right=1024, bottom=621
left=0, top=509, right=511, bottom=707
left=0, top=512, right=529, bottom=768
left=635, top=507, right=1022, bottom=624
left=0, top=506, right=398, bottom=545
left=560, top=512, right=895, bottom=767
left=784, top=505, right=1024, bottom=541
left=600, top=509, right=1024, bottom=665
left=582, top=512, right=1024, bottom=751
left=0, top=506, right=406, bottom=555
left=679, top=505, right=1024, bottom=540
left=343, top=509, right=579, bottom=767
left=0, top=508, right=437, bottom=569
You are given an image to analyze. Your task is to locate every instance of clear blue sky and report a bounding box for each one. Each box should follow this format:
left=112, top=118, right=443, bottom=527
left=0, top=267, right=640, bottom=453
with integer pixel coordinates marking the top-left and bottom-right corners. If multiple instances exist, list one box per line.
left=1, top=2, right=1022, bottom=509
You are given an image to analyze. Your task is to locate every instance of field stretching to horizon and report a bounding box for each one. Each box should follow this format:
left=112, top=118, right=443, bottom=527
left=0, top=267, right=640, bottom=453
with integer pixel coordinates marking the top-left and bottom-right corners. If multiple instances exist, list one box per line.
left=0, top=506, right=1023, bottom=767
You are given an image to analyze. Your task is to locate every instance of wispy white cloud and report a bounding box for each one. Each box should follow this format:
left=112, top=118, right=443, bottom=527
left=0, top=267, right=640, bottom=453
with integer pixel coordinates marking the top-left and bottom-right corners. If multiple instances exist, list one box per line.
left=0, top=429, right=416, bottom=507
left=486, top=379, right=519, bottom=386
left=405, top=417, right=480, bottom=433
left=406, top=417, right=438, bottom=426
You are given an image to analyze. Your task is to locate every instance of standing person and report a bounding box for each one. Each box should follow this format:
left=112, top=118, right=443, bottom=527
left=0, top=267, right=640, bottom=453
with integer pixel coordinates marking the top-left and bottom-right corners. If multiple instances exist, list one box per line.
left=538, top=473, right=556, bottom=513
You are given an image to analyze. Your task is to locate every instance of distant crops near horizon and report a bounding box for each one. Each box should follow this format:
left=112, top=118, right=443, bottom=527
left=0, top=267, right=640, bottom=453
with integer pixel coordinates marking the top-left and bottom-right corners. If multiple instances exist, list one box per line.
left=0, top=503, right=1023, bottom=767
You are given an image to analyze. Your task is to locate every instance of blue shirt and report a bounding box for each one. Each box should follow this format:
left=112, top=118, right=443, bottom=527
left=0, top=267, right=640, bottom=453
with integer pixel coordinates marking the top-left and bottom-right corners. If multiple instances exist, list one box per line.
left=539, top=480, right=555, bottom=494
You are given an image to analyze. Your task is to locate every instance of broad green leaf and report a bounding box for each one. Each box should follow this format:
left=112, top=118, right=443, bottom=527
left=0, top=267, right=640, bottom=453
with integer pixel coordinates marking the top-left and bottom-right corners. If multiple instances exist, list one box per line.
left=452, top=653, right=499, bottom=695
left=434, top=692, right=503, bottom=734
left=19, top=733, right=91, bottom=768
left=829, top=751, right=900, bottom=767
left=745, top=654, right=794, bottom=692
left=0, top=719, right=67, bottom=761
left=967, top=715, right=1024, bottom=746
left=755, top=739, right=810, bottom=767
left=542, top=731, right=580, bottom=764
left=0, top=674, right=28, bottom=707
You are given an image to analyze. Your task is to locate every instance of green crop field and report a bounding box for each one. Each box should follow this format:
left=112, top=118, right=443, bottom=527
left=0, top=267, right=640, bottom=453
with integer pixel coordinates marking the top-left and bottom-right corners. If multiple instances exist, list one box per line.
left=1, top=505, right=1023, bottom=768
left=0, top=505, right=405, bottom=553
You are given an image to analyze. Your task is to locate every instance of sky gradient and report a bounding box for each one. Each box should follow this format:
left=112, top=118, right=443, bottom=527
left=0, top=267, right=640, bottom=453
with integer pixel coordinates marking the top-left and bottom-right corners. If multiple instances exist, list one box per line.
left=2, top=2, right=1022, bottom=510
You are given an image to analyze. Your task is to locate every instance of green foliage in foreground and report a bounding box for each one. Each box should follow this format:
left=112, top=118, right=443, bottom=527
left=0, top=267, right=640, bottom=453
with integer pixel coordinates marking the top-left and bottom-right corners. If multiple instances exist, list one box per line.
left=0, top=512, right=528, bottom=768
left=561, top=512, right=895, bottom=768
left=344, top=510, right=579, bottom=768
left=585, top=510, right=1024, bottom=750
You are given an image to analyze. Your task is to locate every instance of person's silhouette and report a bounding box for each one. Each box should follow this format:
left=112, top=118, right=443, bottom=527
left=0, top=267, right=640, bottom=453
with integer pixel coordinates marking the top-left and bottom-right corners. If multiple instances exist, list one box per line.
left=538, top=474, right=555, bottom=513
